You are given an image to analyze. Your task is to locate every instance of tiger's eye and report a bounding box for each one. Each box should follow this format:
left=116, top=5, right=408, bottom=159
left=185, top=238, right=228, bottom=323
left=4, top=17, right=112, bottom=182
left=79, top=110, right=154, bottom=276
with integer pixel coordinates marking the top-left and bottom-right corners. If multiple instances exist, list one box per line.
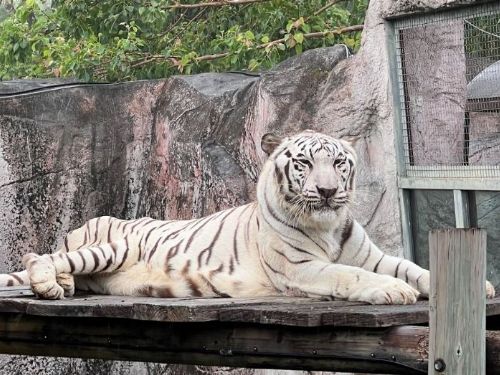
left=296, top=159, right=312, bottom=168
left=333, top=159, right=343, bottom=166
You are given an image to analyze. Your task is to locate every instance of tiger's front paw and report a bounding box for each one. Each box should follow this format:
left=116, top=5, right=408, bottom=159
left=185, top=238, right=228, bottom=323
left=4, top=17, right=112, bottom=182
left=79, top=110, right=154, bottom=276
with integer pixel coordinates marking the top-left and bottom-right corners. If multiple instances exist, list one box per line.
left=349, top=275, right=419, bottom=305
left=415, top=271, right=430, bottom=298
left=486, top=281, right=496, bottom=299
left=22, top=253, right=65, bottom=300
left=418, top=271, right=494, bottom=299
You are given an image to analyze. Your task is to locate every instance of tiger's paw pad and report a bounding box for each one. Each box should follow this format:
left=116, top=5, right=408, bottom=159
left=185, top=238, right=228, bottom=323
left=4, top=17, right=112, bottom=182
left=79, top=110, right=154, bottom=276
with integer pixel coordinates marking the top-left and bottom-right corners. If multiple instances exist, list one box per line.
left=22, top=253, right=64, bottom=300
left=486, top=281, right=496, bottom=299
left=56, top=273, right=75, bottom=297
left=352, top=276, right=419, bottom=305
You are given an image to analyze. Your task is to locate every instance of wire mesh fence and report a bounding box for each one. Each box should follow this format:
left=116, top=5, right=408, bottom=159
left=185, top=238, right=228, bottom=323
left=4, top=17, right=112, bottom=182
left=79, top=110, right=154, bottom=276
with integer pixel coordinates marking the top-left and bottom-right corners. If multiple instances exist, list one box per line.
left=393, top=2, right=500, bottom=178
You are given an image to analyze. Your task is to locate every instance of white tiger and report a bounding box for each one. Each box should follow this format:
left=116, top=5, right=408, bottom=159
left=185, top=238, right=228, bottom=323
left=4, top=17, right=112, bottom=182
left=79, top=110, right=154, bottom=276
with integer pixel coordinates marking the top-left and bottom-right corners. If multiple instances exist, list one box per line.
left=0, top=130, right=495, bottom=303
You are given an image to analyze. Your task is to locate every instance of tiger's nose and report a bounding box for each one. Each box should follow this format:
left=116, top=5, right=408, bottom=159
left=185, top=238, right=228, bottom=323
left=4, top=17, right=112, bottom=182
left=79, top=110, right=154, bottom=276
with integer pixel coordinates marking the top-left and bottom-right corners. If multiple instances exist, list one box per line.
left=317, top=187, right=337, bottom=199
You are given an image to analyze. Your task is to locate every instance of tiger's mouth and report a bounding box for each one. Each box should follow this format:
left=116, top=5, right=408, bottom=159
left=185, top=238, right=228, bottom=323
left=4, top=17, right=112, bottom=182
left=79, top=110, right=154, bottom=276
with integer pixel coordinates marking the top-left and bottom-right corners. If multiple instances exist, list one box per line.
left=281, top=193, right=348, bottom=214
left=316, top=195, right=350, bottom=211
left=307, top=198, right=345, bottom=212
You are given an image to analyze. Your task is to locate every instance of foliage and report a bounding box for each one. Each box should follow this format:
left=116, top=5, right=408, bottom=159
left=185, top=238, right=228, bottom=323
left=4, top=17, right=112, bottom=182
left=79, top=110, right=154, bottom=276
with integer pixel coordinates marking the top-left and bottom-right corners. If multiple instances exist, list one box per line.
left=0, top=0, right=368, bottom=82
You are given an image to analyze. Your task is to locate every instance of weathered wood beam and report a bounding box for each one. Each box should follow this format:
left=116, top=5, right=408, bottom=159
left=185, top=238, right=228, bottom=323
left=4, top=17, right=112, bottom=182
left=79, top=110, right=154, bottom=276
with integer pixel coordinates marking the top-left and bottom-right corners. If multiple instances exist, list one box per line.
left=429, top=229, right=487, bottom=374
left=1, top=287, right=499, bottom=328
left=0, top=313, right=499, bottom=374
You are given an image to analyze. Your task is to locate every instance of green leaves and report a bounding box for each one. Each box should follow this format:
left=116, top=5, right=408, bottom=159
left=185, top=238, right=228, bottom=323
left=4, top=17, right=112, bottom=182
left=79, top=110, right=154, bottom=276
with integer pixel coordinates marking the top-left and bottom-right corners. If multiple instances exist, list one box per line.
left=0, top=0, right=367, bottom=82
left=294, top=32, right=304, bottom=44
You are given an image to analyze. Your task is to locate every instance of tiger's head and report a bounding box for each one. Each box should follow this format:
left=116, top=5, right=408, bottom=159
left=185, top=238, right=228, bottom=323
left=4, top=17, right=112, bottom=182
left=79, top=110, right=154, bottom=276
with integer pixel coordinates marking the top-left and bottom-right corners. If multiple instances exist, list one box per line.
left=258, top=130, right=357, bottom=226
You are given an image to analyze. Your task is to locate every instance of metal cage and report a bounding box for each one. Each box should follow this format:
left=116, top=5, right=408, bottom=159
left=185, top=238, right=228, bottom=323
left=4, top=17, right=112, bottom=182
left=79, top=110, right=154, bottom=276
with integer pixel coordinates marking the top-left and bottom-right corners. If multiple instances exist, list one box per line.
left=387, top=2, right=500, bottom=262
left=391, top=2, right=500, bottom=187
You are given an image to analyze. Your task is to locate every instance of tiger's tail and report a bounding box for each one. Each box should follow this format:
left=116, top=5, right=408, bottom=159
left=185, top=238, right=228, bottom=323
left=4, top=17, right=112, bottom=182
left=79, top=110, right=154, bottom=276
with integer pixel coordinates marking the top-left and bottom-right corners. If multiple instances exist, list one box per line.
left=0, top=270, right=29, bottom=287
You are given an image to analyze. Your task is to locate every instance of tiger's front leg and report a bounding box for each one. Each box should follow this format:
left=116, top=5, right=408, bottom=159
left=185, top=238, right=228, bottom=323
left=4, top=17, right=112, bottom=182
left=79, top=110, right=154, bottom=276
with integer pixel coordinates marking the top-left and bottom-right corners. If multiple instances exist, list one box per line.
left=23, top=238, right=135, bottom=300
left=364, top=255, right=496, bottom=299
left=340, top=221, right=495, bottom=299
left=265, top=258, right=420, bottom=305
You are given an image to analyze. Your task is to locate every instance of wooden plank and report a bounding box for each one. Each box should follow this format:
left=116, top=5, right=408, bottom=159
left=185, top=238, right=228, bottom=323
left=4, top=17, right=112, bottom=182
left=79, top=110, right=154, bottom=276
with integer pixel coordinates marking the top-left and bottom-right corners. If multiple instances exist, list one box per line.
left=0, top=312, right=499, bottom=374
left=0, top=286, right=34, bottom=298
left=486, top=299, right=500, bottom=317
left=486, top=331, right=500, bottom=370
left=219, top=301, right=431, bottom=327
left=0, top=312, right=424, bottom=374
left=429, top=229, right=486, bottom=375
left=129, top=296, right=317, bottom=322
left=0, top=287, right=499, bottom=327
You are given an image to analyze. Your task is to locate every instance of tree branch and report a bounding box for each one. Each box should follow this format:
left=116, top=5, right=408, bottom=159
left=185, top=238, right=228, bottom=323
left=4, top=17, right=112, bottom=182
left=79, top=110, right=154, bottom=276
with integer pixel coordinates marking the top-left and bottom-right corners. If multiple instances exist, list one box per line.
left=196, top=25, right=363, bottom=62
left=93, top=24, right=364, bottom=79
left=167, top=0, right=270, bottom=9
left=313, top=0, right=348, bottom=17
left=257, top=25, right=364, bottom=50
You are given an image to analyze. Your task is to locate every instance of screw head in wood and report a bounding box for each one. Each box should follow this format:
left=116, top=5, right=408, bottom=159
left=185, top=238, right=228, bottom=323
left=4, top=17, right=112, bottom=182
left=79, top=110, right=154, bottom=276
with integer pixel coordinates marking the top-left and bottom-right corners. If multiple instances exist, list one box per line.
left=434, top=358, right=446, bottom=372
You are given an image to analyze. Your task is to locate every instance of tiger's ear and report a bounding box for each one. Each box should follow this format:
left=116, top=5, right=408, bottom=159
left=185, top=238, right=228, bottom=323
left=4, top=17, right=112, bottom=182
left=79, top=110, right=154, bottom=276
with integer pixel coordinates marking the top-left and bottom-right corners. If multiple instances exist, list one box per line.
left=261, top=133, right=283, bottom=156
left=341, top=135, right=361, bottom=148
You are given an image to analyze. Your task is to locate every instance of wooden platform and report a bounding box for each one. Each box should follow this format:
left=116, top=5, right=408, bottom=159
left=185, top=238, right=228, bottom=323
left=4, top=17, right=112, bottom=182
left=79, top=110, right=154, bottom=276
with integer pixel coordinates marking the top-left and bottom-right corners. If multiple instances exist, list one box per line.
left=0, top=287, right=499, bottom=374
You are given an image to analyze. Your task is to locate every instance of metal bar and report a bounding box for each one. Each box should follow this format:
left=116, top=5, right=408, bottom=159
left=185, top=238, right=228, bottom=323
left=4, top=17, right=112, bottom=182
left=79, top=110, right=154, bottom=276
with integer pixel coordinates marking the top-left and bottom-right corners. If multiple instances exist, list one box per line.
left=405, top=166, right=500, bottom=179
left=453, top=190, right=470, bottom=229
left=386, top=19, right=410, bottom=178
left=390, top=1, right=500, bottom=26
left=386, top=20, right=416, bottom=260
left=399, top=177, right=500, bottom=191
left=399, top=188, right=415, bottom=261
left=467, top=191, right=478, bottom=227
left=384, top=0, right=499, bottom=21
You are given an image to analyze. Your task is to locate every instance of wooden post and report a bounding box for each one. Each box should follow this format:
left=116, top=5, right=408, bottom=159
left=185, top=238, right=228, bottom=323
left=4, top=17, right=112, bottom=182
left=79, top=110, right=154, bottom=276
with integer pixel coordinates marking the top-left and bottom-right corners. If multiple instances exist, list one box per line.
left=429, top=228, right=486, bottom=375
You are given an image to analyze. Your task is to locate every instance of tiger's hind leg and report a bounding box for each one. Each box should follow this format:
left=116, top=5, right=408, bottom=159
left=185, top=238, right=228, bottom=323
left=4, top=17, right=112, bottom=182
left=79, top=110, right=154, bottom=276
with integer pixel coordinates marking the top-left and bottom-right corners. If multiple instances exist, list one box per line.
left=23, top=253, right=64, bottom=299
left=23, top=238, right=137, bottom=299
left=23, top=256, right=77, bottom=299
left=75, top=263, right=193, bottom=298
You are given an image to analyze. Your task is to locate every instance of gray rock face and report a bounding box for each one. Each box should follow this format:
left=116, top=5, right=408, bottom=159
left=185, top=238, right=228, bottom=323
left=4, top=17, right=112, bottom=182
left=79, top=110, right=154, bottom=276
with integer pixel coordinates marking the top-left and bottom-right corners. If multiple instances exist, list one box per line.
left=0, top=81, right=163, bottom=271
